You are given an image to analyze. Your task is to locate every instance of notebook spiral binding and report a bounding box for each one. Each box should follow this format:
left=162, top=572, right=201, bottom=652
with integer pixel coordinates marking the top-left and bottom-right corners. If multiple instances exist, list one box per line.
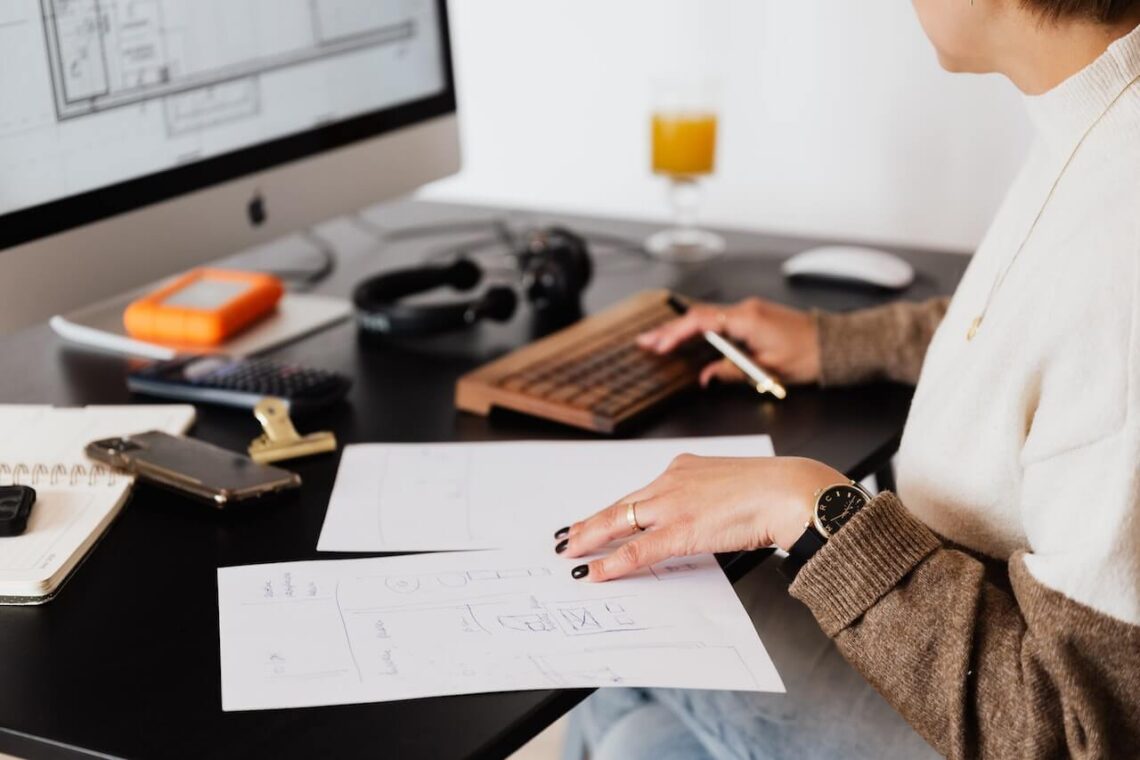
left=0, top=462, right=120, bottom=488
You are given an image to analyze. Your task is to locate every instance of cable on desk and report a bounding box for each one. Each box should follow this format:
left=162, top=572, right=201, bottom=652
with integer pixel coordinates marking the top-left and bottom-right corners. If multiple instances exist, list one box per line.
left=251, top=228, right=337, bottom=290
left=382, top=217, right=652, bottom=269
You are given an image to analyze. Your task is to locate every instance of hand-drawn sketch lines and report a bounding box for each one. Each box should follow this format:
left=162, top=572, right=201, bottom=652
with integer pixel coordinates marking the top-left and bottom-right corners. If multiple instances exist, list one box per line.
left=528, top=644, right=758, bottom=689
left=40, top=0, right=422, bottom=128
left=649, top=558, right=704, bottom=580
left=334, top=577, right=741, bottom=691
left=349, top=590, right=648, bottom=641
left=217, top=551, right=785, bottom=711
left=380, top=566, right=551, bottom=594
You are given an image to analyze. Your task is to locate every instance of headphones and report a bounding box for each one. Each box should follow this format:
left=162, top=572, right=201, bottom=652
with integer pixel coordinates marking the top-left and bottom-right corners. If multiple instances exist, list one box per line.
left=353, top=227, right=593, bottom=338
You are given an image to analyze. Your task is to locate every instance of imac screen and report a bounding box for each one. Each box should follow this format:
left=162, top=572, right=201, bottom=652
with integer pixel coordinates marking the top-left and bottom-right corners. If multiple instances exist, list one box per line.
left=0, top=0, right=451, bottom=243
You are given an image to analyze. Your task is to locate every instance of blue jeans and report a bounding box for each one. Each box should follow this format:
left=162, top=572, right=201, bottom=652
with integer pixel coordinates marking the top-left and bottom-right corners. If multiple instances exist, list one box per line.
left=563, top=556, right=936, bottom=760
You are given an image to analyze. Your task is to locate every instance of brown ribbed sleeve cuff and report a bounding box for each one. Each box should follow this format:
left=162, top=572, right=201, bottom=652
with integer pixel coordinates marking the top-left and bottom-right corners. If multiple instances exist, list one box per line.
left=789, top=492, right=941, bottom=637
left=814, top=307, right=885, bottom=387
left=814, top=297, right=950, bottom=387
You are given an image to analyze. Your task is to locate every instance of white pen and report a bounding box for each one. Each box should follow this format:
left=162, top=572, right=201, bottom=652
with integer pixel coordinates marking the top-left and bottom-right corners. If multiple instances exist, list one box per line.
left=667, top=295, right=788, bottom=400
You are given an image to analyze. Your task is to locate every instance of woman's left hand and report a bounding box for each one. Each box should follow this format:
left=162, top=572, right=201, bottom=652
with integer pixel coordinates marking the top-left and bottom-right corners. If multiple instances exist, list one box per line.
left=555, top=455, right=848, bottom=581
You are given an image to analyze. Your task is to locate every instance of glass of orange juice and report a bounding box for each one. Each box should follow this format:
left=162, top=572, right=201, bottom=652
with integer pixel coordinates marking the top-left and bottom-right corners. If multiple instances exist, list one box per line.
left=646, top=78, right=725, bottom=262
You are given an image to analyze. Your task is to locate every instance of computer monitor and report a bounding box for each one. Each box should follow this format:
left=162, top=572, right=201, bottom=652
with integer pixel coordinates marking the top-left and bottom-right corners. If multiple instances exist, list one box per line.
left=0, top=0, right=459, bottom=331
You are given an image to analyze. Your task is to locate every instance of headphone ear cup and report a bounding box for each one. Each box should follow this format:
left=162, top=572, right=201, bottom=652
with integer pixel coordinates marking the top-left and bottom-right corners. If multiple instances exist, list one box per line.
left=525, top=246, right=592, bottom=312
left=448, top=258, right=482, bottom=291
left=475, top=286, right=518, bottom=323
left=354, top=257, right=494, bottom=337
left=525, top=254, right=569, bottom=308
left=546, top=227, right=593, bottom=292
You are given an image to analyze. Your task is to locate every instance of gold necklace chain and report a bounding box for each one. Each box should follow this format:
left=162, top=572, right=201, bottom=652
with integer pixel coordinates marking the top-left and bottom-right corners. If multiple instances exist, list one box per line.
left=967, top=71, right=1140, bottom=341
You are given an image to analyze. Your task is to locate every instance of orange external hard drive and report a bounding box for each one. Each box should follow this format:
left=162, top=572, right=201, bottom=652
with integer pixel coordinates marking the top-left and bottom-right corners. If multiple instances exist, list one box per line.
left=123, top=269, right=284, bottom=346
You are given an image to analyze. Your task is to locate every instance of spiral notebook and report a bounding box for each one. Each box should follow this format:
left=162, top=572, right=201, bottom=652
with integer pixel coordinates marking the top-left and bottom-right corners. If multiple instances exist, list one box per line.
left=0, top=404, right=196, bottom=604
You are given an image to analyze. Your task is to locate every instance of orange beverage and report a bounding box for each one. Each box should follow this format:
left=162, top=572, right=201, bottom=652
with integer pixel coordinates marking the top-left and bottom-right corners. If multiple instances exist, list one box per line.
left=652, top=113, right=718, bottom=178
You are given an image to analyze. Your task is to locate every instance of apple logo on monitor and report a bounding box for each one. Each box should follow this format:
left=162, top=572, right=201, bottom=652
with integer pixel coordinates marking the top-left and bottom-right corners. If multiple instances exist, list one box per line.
left=248, top=191, right=267, bottom=227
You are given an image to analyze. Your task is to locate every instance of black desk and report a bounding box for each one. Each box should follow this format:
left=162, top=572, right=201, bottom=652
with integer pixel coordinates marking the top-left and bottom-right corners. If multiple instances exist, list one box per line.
left=0, top=200, right=967, bottom=760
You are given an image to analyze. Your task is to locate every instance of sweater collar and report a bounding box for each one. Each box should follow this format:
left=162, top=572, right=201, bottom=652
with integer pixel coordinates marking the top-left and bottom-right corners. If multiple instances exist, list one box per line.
left=1023, top=22, right=1140, bottom=151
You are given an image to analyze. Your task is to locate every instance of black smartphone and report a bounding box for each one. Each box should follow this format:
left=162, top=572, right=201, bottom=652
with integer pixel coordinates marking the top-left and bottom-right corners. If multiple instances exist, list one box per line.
left=86, top=432, right=301, bottom=508
left=0, top=486, right=36, bottom=536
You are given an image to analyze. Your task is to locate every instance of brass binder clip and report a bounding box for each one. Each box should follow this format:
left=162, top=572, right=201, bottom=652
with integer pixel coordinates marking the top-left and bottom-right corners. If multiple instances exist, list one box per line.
left=248, top=397, right=337, bottom=464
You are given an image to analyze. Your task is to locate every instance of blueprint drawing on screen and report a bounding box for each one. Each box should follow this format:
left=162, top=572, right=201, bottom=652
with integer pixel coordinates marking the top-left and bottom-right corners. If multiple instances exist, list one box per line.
left=0, top=0, right=445, bottom=215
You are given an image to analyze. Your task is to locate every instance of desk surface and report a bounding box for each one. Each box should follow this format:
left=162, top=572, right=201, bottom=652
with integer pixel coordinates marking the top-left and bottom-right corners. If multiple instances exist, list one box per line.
left=0, top=200, right=968, bottom=760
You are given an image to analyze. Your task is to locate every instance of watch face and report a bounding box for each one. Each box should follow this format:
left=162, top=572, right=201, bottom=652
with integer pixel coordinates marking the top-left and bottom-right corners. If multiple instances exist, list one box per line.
left=815, top=485, right=868, bottom=537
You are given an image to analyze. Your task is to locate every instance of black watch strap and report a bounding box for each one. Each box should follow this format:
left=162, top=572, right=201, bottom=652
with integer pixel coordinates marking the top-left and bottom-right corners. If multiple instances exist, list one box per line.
left=779, top=527, right=827, bottom=582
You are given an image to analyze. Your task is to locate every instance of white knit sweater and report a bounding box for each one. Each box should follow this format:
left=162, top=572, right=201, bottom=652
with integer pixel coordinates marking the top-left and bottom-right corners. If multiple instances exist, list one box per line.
left=895, top=24, right=1140, bottom=625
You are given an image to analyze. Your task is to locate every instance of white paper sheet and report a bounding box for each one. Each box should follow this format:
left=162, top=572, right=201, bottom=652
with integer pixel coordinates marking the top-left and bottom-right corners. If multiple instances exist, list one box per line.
left=217, top=549, right=784, bottom=711
left=318, top=435, right=775, bottom=552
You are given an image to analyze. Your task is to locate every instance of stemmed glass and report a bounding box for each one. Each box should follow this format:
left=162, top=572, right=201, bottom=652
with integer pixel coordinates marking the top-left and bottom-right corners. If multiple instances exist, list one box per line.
left=645, top=78, right=725, bottom=262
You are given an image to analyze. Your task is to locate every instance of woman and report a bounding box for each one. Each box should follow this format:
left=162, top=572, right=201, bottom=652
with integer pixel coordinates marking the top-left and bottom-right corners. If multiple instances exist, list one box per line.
left=560, top=1, right=1140, bottom=758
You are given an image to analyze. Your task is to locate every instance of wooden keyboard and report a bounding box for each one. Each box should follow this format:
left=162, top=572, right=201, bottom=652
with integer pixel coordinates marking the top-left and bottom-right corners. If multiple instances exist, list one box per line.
left=456, top=290, right=716, bottom=433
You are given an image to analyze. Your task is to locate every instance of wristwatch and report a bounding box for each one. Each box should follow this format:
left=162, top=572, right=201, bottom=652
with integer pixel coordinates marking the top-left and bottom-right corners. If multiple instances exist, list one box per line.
left=779, top=481, right=872, bottom=581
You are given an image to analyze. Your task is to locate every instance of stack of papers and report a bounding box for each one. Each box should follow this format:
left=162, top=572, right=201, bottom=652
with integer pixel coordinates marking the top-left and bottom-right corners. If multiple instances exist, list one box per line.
left=219, top=434, right=785, bottom=710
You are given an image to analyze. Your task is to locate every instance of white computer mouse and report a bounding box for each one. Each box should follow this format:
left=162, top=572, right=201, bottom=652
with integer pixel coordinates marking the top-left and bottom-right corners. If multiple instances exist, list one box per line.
left=782, top=245, right=915, bottom=291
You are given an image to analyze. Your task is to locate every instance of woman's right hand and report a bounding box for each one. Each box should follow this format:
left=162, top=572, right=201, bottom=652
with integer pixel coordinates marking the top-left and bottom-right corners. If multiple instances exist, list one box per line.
left=638, top=298, right=822, bottom=387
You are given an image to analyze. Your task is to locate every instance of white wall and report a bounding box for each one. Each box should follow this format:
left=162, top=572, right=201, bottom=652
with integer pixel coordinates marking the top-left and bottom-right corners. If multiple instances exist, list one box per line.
left=419, top=0, right=1033, bottom=253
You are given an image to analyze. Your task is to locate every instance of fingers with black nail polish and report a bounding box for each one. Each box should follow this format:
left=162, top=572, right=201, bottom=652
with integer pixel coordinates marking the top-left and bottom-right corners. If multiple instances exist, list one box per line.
left=571, top=564, right=589, bottom=580
left=554, top=526, right=570, bottom=540
left=555, top=539, right=568, bottom=554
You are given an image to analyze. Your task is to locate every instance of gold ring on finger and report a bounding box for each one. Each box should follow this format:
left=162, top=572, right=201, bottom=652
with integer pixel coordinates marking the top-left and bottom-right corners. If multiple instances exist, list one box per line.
left=626, top=501, right=645, bottom=533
